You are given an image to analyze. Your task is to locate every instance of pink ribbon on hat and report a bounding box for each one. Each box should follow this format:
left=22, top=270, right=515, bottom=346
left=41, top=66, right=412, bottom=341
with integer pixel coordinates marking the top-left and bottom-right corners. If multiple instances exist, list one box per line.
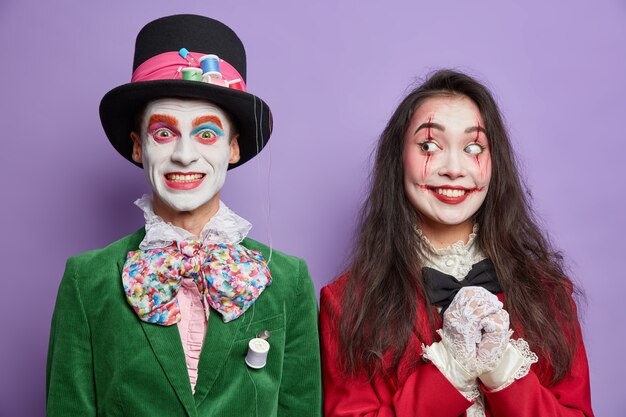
left=131, top=51, right=247, bottom=91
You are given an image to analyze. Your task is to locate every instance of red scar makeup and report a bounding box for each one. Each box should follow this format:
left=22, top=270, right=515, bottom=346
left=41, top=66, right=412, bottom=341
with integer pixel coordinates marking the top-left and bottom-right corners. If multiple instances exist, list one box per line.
left=423, top=115, right=434, bottom=179
left=474, top=120, right=482, bottom=177
left=403, top=96, right=492, bottom=227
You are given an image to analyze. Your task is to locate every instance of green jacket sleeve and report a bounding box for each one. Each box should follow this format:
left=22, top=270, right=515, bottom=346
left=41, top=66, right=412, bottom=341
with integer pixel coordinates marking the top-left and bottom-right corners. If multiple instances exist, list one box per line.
left=46, top=257, right=97, bottom=416
left=277, top=259, right=322, bottom=416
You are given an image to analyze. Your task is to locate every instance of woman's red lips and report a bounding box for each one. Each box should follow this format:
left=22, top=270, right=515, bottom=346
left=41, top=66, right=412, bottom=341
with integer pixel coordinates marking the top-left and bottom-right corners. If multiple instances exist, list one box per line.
left=164, top=172, right=206, bottom=190
left=424, top=185, right=481, bottom=205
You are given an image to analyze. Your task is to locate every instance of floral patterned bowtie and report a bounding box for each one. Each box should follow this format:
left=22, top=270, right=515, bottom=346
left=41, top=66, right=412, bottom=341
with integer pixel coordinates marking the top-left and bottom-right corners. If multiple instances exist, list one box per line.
left=122, top=240, right=272, bottom=325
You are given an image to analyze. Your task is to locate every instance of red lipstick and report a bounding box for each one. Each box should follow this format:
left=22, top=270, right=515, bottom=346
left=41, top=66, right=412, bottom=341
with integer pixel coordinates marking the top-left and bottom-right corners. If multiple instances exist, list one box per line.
left=425, top=185, right=481, bottom=205
left=164, top=172, right=205, bottom=190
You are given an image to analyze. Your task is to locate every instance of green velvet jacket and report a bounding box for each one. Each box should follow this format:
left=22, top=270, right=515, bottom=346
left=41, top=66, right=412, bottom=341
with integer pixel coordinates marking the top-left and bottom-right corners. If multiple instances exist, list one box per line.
left=46, top=228, right=322, bottom=416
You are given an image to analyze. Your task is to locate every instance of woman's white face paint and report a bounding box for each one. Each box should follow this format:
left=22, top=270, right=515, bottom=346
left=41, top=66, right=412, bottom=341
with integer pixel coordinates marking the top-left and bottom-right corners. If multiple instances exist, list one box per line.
left=133, top=98, right=238, bottom=212
left=403, top=96, right=492, bottom=226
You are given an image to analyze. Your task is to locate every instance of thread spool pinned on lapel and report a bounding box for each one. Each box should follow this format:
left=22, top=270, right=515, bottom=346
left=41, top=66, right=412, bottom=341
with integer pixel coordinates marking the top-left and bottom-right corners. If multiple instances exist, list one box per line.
left=245, top=330, right=270, bottom=369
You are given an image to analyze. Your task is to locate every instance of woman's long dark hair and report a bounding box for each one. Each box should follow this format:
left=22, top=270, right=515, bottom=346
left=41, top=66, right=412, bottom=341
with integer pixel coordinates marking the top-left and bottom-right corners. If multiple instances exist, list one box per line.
left=341, top=69, right=580, bottom=384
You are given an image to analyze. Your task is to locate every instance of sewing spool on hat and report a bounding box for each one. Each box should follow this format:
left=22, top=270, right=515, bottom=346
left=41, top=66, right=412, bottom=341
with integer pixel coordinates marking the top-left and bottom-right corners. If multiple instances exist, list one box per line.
left=199, top=54, right=222, bottom=77
left=99, top=14, right=273, bottom=170
left=182, top=67, right=202, bottom=81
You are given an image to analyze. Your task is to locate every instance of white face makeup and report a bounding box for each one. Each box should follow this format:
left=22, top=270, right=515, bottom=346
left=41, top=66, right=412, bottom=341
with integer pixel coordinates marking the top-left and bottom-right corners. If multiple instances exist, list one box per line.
left=132, top=98, right=239, bottom=213
left=403, top=95, right=492, bottom=227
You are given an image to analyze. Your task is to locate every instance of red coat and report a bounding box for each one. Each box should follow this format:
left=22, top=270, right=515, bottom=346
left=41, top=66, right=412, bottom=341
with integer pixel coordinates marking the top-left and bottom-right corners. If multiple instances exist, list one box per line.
left=320, top=275, right=594, bottom=417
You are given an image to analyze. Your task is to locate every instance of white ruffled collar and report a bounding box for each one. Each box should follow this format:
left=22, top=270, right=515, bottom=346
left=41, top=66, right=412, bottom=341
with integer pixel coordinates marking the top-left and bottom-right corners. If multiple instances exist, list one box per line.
left=136, top=194, right=252, bottom=250
left=415, top=223, right=486, bottom=280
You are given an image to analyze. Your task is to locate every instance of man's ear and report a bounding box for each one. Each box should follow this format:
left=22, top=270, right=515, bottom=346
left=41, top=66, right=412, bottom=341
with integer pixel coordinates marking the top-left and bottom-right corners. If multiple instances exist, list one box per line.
left=229, top=134, right=241, bottom=164
left=130, top=132, right=143, bottom=164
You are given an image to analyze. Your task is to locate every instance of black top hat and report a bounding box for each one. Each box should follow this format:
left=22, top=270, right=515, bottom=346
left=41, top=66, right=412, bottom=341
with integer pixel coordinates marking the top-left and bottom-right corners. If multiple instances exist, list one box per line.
left=99, top=14, right=272, bottom=169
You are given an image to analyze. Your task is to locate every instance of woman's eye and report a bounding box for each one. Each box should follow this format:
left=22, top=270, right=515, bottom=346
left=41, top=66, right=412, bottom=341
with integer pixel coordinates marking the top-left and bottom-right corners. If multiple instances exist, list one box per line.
left=464, top=143, right=484, bottom=155
left=419, top=141, right=440, bottom=153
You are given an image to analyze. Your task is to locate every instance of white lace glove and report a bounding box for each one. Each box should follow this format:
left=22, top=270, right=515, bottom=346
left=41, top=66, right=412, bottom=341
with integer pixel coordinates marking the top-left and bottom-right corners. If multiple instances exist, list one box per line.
left=477, top=309, right=510, bottom=374
left=440, top=287, right=503, bottom=375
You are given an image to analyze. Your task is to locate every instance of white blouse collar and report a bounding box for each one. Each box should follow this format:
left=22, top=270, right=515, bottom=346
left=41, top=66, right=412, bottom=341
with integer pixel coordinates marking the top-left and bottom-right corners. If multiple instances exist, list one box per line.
left=415, top=223, right=486, bottom=280
left=135, top=194, right=252, bottom=250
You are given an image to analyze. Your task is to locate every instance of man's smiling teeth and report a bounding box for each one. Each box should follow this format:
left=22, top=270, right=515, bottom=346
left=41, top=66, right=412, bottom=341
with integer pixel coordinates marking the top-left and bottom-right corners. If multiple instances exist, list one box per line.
left=166, top=173, right=205, bottom=182
left=435, top=188, right=467, bottom=197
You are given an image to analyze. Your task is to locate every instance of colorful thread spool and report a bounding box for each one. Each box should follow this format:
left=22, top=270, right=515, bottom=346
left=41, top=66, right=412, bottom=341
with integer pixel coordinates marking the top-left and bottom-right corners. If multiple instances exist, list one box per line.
left=227, top=78, right=245, bottom=91
left=199, top=54, right=221, bottom=77
left=182, top=67, right=203, bottom=81
left=202, top=72, right=228, bottom=87
left=245, top=338, right=270, bottom=369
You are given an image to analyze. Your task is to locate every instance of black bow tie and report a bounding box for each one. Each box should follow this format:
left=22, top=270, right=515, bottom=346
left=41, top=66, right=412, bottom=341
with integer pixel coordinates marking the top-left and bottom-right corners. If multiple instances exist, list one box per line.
left=423, top=259, right=502, bottom=315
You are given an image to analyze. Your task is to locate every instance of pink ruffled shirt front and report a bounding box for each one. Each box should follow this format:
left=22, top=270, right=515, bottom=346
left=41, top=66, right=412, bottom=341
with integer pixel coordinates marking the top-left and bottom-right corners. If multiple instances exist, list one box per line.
left=176, top=279, right=208, bottom=392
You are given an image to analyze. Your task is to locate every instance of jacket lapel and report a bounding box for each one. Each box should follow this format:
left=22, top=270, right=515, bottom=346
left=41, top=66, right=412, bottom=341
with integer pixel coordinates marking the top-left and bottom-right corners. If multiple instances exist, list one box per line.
left=193, top=308, right=243, bottom=406
left=140, top=322, right=197, bottom=416
left=117, top=228, right=197, bottom=417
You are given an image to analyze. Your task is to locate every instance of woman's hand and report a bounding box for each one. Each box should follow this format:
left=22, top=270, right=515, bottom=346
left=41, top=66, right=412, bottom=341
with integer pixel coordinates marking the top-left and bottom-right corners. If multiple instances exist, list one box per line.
left=441, top=287, right=506, bottom=375
left=477, top=308, right=510, bottom=374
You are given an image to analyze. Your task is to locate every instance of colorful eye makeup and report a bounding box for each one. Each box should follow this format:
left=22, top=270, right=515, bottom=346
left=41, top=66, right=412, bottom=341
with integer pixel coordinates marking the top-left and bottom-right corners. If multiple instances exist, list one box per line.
left=146, top=114, right=225, bottom=145
left=139, top=99, right=234, bottom=214
left=148, top=123, right=179, bottom=143
left=191, top=122, right=224, bottom=144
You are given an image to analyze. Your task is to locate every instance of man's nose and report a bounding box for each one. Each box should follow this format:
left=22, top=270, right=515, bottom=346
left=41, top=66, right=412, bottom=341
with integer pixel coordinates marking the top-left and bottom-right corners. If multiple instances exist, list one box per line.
left=170, top=136, right=200, bottom=166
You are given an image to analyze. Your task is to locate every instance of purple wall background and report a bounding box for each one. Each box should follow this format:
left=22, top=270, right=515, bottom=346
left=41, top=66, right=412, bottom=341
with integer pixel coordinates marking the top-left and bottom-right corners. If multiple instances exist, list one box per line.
left=1, top=0, right=624, bottom=415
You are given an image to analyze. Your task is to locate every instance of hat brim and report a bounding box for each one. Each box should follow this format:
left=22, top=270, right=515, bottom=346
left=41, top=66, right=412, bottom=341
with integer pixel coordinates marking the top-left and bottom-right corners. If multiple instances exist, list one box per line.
left=99, top=80, right=272, bottom=169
